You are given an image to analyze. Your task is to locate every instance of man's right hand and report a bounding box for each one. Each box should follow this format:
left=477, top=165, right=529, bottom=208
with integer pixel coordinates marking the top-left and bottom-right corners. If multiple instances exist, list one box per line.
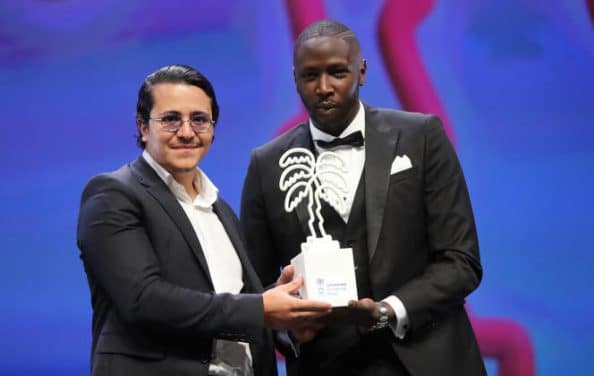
left=262, top=276, right=331, bottom=331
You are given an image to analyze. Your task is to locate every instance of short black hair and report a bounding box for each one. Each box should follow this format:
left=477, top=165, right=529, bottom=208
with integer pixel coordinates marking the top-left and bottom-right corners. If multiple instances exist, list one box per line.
left=135, top=64, right=219, bottom=149
left=293, top=20, right=361, bottom=63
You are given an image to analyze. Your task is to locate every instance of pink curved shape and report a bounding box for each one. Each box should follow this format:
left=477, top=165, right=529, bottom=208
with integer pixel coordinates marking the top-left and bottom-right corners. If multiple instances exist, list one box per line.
left=284, top=0, right=327, bottom=44
left=469, top=309, right=535, bottom=376
left=588, top=0, right=594, bottom=23
left=377, top=0, right=456, bottom=144
left=276, top=109, right=310, bottom=136
left=276, top=0, right=328, bottom=135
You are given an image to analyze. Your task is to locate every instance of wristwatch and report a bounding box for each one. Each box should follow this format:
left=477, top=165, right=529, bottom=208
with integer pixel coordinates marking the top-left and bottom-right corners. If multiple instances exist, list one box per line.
left=370, top=302, right=390, bottom=331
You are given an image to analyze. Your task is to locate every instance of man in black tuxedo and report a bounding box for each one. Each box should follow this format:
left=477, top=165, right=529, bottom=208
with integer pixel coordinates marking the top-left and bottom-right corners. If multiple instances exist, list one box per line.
left=77, top=65, right=331, bottom=376
left=240, top=21, right=485, bottom=375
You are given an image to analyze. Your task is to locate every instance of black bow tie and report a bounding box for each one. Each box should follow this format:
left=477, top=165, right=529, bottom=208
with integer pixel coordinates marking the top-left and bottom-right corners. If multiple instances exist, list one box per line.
left=316, top=131, right=364, bottom=149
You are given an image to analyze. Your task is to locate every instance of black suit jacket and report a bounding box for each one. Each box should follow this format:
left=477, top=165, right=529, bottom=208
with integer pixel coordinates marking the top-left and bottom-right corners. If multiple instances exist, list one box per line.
left=77, top=157, right=277, bottom=376
left=240, top=105, right=485, bottom=375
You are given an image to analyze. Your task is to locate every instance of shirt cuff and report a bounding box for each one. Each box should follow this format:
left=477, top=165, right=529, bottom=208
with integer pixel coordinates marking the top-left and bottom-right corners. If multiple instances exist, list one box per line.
left=382, top=295, right=409, bottom=339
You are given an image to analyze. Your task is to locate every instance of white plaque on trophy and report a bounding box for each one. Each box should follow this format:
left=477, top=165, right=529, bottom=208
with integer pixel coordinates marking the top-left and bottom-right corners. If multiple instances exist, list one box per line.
left=279, top=148, right=358, bottom=307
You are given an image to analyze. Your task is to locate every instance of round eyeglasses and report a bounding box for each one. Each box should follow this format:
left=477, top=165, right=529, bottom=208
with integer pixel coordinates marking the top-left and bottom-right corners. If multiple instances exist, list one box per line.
left=150, top=114, right=214, bottom=133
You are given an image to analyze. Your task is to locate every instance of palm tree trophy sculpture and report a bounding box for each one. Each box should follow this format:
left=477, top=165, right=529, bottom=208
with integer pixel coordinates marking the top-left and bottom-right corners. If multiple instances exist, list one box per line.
left=279, top=147, right=358, bottom=306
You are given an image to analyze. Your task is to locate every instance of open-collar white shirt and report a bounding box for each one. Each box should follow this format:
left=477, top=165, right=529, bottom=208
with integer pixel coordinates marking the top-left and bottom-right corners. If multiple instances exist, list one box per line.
left=143, top=151, right=253, bottom=367
left=142, top=150, right=244, bottom=295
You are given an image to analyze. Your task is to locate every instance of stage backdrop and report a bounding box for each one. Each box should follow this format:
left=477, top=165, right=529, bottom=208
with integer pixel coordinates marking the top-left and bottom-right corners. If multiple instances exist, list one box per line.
left=0, top=1, right=593, bottom=375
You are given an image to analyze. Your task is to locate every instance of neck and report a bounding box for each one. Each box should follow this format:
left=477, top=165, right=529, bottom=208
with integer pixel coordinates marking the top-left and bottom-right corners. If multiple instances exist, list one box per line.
left=172, top=170, right=199, bottom=200
left=313, top=120, right=348, bottom=137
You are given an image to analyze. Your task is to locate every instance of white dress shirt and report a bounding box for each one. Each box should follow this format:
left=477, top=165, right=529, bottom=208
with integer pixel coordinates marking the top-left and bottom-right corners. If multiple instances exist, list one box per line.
left=142, top=151, right=252, bottom=364
left=309, top=102, right=410, bottom=339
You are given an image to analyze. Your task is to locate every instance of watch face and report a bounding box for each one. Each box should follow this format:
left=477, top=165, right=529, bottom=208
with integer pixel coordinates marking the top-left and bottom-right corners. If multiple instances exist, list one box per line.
left=371, top=302, right=389, bottom=330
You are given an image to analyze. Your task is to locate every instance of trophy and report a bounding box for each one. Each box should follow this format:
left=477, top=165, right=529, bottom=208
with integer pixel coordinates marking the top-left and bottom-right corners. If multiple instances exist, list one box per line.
left=279, top=147, right=358, bottom=307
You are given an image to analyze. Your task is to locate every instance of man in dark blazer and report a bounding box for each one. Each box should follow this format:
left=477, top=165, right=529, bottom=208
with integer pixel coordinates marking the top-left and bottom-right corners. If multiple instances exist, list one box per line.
left=77, top=65, right=331, bottom=376
left=240, top=21, right=485, bottom=375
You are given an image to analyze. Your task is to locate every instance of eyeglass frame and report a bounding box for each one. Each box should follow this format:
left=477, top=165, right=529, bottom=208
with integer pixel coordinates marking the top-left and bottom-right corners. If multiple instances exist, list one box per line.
left=149, top=113, right=215, bottom=134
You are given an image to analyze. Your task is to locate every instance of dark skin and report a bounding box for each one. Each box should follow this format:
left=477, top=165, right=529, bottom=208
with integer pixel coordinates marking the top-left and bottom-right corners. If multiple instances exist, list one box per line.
left=293, top=35, right=366, bottom=137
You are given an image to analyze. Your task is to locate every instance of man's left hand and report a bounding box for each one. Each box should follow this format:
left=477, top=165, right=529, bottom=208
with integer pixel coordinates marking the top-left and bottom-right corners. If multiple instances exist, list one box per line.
left=324, top=298, right=395, bottom=329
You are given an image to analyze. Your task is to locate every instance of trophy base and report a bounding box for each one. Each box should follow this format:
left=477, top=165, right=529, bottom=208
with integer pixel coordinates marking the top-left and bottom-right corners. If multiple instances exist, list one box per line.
left=290, top=235, right=358, bottom=307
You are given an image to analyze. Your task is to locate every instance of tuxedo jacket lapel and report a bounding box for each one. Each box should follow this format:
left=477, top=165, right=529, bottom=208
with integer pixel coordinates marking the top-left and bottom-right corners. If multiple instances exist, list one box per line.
left=364, top=106, right=400, bottom=260
left=130, top=157, right=214, bottom=288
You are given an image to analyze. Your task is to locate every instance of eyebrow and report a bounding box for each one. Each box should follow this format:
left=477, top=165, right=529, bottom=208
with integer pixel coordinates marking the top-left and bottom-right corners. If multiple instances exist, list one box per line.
left=158, top=110, right=210, bottom=116
left=298, top=62, right=350, bottom=71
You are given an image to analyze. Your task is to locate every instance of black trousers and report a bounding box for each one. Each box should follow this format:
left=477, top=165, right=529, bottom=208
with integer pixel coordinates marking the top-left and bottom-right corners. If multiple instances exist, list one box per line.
left=289, top=330, right=410, bottom=376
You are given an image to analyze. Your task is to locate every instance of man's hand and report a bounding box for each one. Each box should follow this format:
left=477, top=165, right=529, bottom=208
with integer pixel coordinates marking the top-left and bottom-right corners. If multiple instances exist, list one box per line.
left=263, top=275, right=331, bottom=331
left=323, top=298, right=395, bottom=329
left=275, top=264, right=296, bottom=286
left=271, top=265, right=328, bottom=342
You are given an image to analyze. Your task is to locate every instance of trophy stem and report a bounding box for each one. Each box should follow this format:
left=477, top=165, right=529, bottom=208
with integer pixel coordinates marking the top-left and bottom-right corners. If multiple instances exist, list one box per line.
left=305, top=183, right=321, bottom=237
left=313, top=185, right=327, bottom=237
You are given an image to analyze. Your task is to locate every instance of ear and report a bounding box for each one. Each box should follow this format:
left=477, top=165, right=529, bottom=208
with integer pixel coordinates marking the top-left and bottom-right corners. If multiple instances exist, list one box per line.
left=359, top=59, right=367, bottom=86
left=137, top=119, right=149, bottom=143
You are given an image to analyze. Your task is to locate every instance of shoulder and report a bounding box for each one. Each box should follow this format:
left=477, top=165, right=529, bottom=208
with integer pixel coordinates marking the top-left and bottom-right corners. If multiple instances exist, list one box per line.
left=367, top=105, right=435, bottom=127
left=366, top=105, right=445, bottom=138
left=77, top=162, right=144, bottom=233
left=81, top=162, right=138, bottom=202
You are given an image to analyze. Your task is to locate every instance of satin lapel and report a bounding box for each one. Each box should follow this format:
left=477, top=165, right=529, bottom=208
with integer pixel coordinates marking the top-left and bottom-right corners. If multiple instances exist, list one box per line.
left=130, top=157, right=213, bottom=288
left=213, top=200, right=263, bottom=292
left=286, top=124, right=317, bottom=238
left=364, top=108, right=399, bottom=260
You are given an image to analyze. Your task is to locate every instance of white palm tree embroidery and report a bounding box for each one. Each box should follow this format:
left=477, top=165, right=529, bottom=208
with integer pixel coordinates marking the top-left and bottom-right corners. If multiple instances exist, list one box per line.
left=279, top=147, right=349, bottom=237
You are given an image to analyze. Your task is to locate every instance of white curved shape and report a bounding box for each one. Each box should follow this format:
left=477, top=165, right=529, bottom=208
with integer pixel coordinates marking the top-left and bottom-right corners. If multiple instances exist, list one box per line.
left=316, top=152, right=349, bottom=218
left=318, top=183, right=347, bottom=215
left=279, top=164, right=313, bottom=191
left=278, top=148, right=350, bottom=238
left=317, top=169, right=349, bottom=191
left=279, top=147, right=315, bottom=168
left=317, top=151, right=348, bottom=169
left=284, top=181, right=311, bottom=212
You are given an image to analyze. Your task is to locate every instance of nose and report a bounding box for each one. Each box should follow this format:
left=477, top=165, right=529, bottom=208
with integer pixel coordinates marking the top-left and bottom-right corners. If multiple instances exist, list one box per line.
left=316, top=74, right=333, bottom=96
left=177, top=120, right=195, bottom=138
